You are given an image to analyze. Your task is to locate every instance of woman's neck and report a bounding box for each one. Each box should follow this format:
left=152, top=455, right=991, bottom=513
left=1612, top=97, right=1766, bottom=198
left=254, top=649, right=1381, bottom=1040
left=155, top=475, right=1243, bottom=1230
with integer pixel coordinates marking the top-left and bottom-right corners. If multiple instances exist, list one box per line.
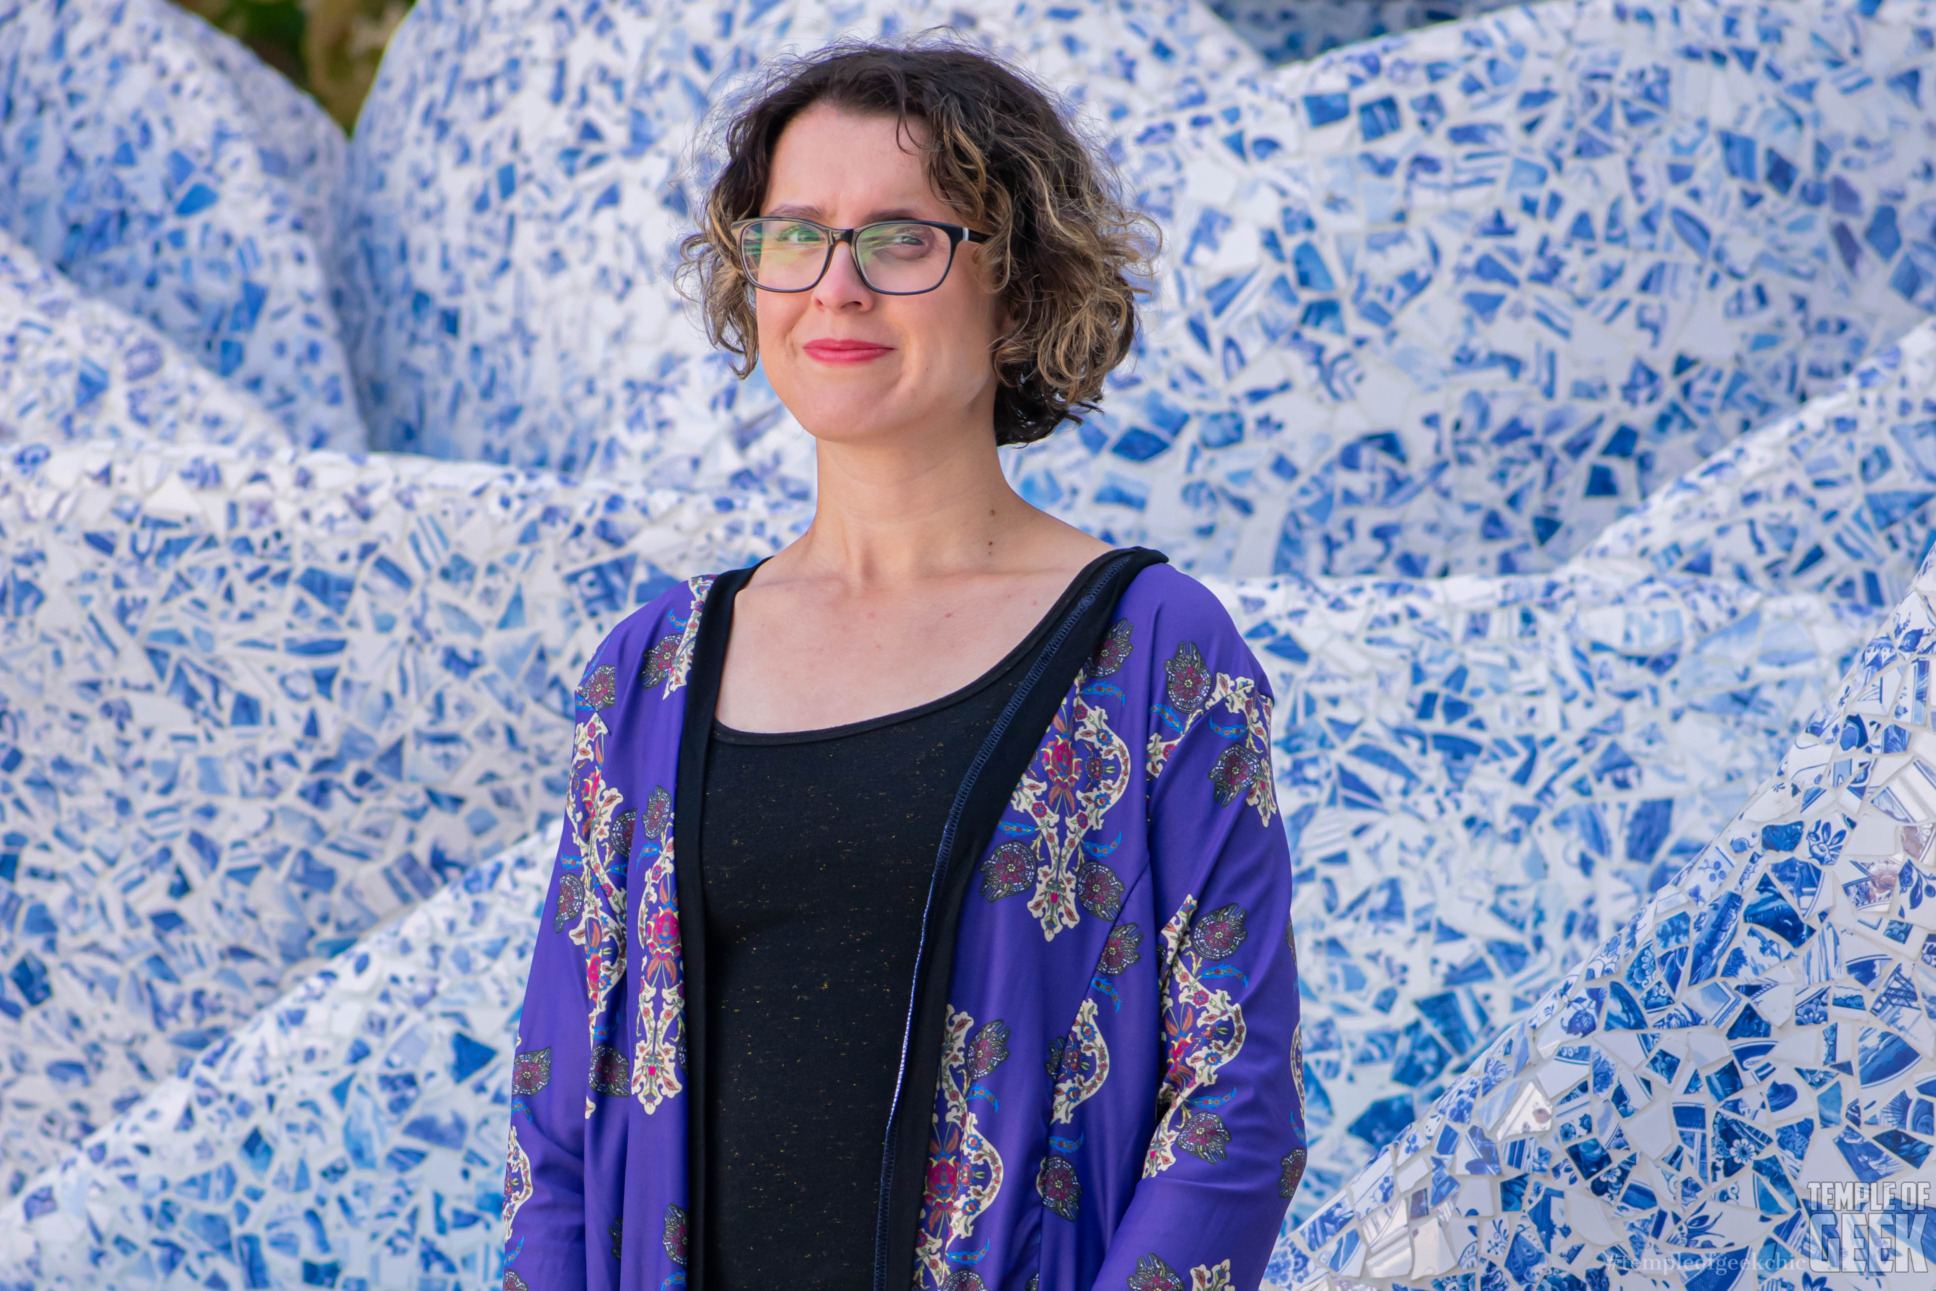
left=791, top=430, right=1050, bottom=587
left=720, top=418, right=1113, bottom=732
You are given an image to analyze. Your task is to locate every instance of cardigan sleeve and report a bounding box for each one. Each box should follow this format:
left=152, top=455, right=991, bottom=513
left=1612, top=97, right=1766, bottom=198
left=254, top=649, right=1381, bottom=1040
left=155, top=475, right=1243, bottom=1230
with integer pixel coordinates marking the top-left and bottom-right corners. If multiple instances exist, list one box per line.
left=500, top=666, right=609, bottom=1286
left=1091, top=613, right=1307, bottom=1291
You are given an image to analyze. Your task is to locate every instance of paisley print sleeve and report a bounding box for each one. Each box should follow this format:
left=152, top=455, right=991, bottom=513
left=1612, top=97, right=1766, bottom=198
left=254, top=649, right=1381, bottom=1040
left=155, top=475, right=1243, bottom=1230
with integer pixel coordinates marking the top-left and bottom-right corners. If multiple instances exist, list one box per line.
left=1091, top=587, right=1307, bottom=1290
left=500, top=578, right=705, bottom=1287
left=500, top=656, right=613, bottom=1282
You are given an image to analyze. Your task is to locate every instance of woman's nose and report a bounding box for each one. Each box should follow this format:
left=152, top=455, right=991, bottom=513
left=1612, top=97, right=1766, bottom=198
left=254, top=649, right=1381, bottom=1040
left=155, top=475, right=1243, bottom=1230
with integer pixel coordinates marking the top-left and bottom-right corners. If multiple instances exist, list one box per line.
left=812, top=238, right=873, bottom=308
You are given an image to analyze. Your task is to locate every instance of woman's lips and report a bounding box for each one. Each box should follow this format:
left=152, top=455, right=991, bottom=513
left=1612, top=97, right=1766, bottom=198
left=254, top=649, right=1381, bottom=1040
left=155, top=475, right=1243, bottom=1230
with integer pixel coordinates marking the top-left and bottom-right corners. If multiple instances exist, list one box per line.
left=802, top=339, right=895, bottom=364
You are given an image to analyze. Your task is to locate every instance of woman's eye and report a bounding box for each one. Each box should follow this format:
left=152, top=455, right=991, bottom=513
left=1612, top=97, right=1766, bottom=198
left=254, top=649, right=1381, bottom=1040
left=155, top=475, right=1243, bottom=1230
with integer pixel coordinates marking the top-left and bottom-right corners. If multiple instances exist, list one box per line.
left=870, top=228, right=933, bottom=254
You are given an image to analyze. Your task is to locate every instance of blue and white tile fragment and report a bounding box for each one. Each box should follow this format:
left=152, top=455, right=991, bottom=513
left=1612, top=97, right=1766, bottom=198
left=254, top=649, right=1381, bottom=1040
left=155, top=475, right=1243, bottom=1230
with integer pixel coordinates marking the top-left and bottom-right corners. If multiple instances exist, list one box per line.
left=337, top=0, right=1262, bottom=476
left=0, top=0, right=363, bottom=451
left=1275, top=536, right=1936, bottom=1291
left=0, top=439, right=797, bottom=1189
left=1, top=0, right=1936, bottom=1286
left=1207, top=0, right=1514, bottom=66
left=164, top=4, right=350, bottom=266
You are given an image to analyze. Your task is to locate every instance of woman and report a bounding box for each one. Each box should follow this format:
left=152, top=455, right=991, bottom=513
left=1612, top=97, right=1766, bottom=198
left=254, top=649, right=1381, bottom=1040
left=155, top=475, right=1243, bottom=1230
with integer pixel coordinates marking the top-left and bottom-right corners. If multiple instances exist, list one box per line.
left=502, top=41, right=1306, bottom=1291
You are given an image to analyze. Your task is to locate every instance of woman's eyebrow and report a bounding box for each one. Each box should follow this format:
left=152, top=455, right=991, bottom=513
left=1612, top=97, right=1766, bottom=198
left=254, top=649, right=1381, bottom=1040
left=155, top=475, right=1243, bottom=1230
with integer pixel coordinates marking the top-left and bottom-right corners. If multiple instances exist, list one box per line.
left=761, top=203, right=938, bottom=223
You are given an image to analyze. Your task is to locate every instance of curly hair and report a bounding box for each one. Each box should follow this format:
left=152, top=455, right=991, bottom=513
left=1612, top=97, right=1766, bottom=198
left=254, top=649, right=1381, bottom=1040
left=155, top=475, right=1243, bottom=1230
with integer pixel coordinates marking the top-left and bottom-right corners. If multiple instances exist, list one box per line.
left=678, top=38, right=1157, bottom=446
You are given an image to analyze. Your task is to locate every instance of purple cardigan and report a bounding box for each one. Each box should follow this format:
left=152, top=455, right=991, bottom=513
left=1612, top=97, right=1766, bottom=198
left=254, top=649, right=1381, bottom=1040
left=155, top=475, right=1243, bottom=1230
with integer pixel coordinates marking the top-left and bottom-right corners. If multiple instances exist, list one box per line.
left=502, top=554, right=1307, bottom=1290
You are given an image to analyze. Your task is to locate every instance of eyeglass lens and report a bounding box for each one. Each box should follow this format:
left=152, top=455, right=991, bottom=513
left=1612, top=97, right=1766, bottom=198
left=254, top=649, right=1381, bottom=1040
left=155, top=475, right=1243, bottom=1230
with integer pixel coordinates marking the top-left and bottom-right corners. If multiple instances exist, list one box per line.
left=738, top=220, right=956, bottom=293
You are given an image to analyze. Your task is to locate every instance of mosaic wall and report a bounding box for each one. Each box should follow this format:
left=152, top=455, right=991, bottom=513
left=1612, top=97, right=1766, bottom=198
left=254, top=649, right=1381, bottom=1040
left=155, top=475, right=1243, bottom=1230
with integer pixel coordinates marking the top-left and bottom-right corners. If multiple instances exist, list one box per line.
left=342, top=0, right=1936, bottom=578
left=1240, top=316, right=1936, bottom=1223
left=2, top=0, right=1936, bottom=1286
left=335, top=0, right=1262, bottom=477
left=1021, top=0, right=1936, bottom=576
left=1, top=226, right=291, bottom=452
left=1275, top=447, right=1936, bottom=1291
left=0, top=0, right=362, bottom=452
left=1206, top=0, right=1514, bottom=66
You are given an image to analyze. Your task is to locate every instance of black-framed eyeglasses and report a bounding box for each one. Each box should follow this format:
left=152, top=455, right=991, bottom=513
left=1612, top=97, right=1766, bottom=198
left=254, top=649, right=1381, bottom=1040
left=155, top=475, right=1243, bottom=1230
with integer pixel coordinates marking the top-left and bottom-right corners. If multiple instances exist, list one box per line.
left=732, top=217, right=991, bottom=295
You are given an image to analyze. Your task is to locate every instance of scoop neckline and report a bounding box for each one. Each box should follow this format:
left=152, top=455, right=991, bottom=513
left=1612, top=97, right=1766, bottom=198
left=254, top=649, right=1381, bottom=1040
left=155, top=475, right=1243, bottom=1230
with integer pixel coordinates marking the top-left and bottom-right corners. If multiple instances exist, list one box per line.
left=712, top=548, right=1125, bottom=747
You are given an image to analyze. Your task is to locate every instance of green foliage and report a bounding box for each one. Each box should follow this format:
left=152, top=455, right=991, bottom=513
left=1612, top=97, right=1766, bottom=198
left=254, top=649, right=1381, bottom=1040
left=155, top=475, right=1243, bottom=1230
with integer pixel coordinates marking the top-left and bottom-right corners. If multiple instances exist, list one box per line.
left=173, top=0, right=412, bottom=130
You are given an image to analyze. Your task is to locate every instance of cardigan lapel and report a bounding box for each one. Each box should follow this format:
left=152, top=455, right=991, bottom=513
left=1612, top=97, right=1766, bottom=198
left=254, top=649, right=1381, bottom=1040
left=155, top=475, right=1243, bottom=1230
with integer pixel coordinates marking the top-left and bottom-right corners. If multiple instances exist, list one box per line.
left=670, top=564, right=757, bottom=1291
left=874, top=547, right=1168, bottom=1291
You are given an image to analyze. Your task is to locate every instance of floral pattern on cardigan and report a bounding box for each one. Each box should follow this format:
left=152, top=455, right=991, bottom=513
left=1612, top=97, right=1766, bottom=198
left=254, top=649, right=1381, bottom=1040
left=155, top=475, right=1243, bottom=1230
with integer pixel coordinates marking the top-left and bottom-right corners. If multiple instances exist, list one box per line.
left=504, top=564, right=1305, bottom=1289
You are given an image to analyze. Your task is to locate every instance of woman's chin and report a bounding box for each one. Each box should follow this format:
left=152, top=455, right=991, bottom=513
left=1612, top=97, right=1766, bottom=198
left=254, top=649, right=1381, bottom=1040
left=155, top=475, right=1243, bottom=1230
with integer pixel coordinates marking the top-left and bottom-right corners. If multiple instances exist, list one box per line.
left=796, top=403, right=910, bottom=448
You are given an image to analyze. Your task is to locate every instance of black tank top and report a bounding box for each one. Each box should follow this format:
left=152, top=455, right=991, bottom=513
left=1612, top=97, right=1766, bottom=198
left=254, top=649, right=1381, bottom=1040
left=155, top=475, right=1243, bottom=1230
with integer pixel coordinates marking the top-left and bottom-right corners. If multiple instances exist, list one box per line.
left=698, top=555, right=1118, bottom=1289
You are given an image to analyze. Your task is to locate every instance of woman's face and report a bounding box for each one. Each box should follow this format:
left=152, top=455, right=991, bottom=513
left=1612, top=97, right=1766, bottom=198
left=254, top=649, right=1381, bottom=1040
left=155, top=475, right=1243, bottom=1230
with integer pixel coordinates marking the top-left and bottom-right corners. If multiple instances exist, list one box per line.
left=752, top=103, right=1007, bottom=451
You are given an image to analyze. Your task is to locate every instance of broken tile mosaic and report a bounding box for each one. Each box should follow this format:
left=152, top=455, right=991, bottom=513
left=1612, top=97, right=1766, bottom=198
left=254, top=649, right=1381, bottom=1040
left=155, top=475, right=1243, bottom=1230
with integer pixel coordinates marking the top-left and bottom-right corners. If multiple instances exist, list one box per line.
left=0, top=0, right=363, bottom=451
left=1273, top=485, right=1936, bottom=1291
left=1016, top=0, right=1936, bottom=575
left=3, top=0, right=1936, bottom=1286
left=1207, top=0, right=1516, bottom=66
left=0, top=228, right=292, bottom=452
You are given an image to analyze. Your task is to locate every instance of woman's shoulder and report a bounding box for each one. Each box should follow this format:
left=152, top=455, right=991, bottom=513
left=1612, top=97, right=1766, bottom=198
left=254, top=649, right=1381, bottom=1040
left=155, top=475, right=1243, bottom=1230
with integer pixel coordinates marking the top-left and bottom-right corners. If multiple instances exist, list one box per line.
left=1115, top=560, right=1245, bottom=642
left=1116, top=559, right=1226, bottom=616
left=605, top=572, right=714, bottom=645
left=1113, top=560, right=1269, bottom=689
left=580, top=571, right=722, bottom=692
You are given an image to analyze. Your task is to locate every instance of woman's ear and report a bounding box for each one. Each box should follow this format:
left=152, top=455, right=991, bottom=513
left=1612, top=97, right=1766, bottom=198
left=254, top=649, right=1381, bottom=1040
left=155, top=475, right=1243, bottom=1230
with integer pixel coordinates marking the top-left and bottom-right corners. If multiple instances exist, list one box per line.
left=988, top=267, right=1021, bottom=342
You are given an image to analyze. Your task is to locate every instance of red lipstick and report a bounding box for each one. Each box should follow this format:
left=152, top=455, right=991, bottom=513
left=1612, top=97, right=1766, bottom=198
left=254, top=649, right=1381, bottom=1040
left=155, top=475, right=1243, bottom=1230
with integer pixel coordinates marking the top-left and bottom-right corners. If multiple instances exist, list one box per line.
left=803, top=338, right=894, bottom=364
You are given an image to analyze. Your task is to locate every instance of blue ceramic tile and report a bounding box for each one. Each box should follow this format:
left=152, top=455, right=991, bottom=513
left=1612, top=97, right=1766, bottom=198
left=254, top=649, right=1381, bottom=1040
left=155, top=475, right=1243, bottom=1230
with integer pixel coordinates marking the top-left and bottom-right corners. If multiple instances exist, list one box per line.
left=0, top=227, right=291, bottom=450
left=0, top=0, right=363, bottom=450
left=1, top=0, right=1936, bottom=1286
left=1208, top=0, right=1515, bottom=66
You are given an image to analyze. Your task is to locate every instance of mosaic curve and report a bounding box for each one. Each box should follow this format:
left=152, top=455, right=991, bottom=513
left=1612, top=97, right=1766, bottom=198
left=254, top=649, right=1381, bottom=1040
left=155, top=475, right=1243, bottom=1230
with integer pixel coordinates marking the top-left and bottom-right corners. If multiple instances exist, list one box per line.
left=0, top=0, right=1933, bottom=1283
left=340, top=0, right=1936, bottom=579
left=4, top=317, right=1933, bottom=1270
left=1208, top=0, right=1518, bottom=67
left=0, top=0, right=363, bottom=451
left=0, top=227, right=292, bottom=451
left=1273, top=514, right=1936, bottom=1291
left=1256, top=318, right=1936, bottom=1218
left=1003, top=0, right=1936, bottom=576
left=0, top=824, right=559, bottom=1289
left=0, top=439, right=798, bottom=1191
left=164, top=5, right=350, bottom=269
left=334, top=0, right=1261, bottom=473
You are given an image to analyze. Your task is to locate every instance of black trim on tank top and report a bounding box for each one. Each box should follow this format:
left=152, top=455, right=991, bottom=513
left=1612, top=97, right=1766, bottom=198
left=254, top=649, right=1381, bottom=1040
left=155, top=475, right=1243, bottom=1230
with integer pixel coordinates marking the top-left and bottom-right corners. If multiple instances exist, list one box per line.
left=711, top=546, right=1131, bottom=747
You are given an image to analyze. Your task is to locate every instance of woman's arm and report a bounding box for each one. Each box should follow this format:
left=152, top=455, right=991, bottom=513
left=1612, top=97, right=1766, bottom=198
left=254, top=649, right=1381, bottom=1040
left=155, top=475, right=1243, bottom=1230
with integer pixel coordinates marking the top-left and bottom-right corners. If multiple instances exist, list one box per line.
left=1092, top=626, right=1307, bottom=1289
left=501, top=679, right=609, bottom=1285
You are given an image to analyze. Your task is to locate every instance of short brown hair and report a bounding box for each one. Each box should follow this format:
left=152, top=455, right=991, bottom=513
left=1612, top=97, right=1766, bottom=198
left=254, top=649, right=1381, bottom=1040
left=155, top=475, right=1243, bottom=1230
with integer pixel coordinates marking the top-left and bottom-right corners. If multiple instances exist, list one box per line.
left=678, top=39, right=1157, bottom=446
